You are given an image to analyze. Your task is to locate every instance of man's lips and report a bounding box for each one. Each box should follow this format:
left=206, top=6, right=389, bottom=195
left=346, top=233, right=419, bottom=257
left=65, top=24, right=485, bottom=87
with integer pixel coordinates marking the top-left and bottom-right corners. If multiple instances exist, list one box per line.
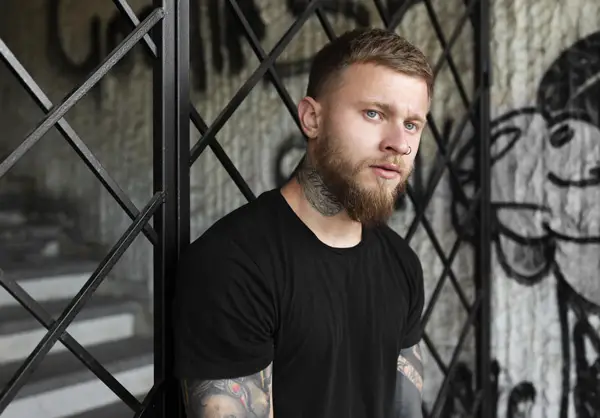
left=370, top=163, right=402, bottom=179
left=371, top=163, right=401, bottom=173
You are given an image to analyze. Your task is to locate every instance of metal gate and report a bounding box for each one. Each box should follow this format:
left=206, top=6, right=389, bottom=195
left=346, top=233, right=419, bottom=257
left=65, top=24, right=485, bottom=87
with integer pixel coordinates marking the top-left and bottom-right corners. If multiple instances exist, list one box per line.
left=0, top=0, right=491, bottom=417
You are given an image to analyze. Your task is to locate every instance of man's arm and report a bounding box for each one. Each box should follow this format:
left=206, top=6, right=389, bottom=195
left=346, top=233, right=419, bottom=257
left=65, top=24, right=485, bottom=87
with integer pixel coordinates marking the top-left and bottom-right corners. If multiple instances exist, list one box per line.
left=181, top=363, right=273, bottom=418
left=394, top=343, right=424, bottom=418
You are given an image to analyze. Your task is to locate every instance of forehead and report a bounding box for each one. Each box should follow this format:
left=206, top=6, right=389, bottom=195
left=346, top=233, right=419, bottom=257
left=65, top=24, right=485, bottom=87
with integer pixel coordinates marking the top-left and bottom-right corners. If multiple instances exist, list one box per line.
left=330, top=62, right=430, bottom=115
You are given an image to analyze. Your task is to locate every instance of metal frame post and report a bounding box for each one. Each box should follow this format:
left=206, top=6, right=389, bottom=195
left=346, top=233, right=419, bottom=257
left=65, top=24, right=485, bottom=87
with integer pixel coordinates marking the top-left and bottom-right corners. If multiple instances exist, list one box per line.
left=474, top=0, right=492, bottom=415
left=153, top=0, right=190, bottom=416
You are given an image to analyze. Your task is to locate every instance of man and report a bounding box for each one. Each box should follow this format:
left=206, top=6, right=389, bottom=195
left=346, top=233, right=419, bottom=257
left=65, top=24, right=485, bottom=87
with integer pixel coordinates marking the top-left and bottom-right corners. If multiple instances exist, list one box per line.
left=173, top=27, right=433, bottom=417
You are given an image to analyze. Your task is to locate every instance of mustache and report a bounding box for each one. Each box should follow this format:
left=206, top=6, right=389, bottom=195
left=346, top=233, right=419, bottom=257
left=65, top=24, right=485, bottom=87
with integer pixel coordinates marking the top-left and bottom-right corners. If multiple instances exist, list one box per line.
left=362, top=157, right=406, bottom=169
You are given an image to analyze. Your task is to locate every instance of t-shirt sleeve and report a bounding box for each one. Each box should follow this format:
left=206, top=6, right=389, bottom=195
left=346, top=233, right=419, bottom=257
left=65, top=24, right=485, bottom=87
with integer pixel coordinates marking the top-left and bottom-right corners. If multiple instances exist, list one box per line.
left=172, top=238, right=276, bottom=380
left=401, top=251, right=425, bottom=348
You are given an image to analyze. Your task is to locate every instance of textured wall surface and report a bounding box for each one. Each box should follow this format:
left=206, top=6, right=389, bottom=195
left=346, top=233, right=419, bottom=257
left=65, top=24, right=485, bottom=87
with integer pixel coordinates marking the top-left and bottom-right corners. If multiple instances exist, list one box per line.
left=483, top=1, right=600, bottom=417
left=0, top=0, right=599, bottom=416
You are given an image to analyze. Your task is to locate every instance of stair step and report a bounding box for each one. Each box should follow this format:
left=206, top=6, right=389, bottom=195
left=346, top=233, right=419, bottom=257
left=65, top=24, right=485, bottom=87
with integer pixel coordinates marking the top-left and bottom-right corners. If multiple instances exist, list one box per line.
left=0, top=336, right=152, bottom=398
left=0, top=260, right=98, bottom=308
left=0, top=223, right=64, bottom=242
left=0, top=192, right=34, bottom=211
left=0, top=222, right=73, bottom=261
left=0, top=337, right=153, bottom=418
left=0, top=240, right=62, bottom=262
left=0, top=296, right=139, bottom=364
left=0, top=209, right=27, bottom=227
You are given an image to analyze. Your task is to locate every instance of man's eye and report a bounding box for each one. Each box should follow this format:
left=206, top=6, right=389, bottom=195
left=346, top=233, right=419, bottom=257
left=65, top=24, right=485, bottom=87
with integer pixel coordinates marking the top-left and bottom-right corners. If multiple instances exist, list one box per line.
left=405, top=122, right=416, bottom=131
left=365, top=110, right=380, bottom=119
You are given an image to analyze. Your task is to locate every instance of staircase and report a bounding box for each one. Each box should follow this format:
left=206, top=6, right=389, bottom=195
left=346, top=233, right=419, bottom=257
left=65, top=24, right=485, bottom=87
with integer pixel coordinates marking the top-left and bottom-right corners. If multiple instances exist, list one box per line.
left=0, top=174, right=154, bottom=418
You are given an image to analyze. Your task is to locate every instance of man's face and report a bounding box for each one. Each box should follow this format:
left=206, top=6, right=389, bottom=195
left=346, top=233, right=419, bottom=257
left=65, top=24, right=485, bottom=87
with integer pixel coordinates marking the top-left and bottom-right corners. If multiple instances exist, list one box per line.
left=308, top=62, right=429, bottom=225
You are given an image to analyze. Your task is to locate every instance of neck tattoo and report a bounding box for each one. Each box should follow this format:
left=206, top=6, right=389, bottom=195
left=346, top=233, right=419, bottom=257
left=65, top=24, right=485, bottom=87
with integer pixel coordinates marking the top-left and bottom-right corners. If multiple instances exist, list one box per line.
left=296, top=157, right=343, bottom=216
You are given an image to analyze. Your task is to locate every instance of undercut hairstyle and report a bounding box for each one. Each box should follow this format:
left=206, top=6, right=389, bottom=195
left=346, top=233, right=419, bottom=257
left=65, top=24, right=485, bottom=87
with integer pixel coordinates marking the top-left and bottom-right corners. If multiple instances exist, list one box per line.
left=306, top=28, right=434, bottom=100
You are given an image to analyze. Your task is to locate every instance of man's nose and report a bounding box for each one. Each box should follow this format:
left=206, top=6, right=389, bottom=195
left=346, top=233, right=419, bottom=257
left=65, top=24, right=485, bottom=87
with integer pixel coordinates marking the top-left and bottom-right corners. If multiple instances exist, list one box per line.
left=380, top=128, right=410, bottom=155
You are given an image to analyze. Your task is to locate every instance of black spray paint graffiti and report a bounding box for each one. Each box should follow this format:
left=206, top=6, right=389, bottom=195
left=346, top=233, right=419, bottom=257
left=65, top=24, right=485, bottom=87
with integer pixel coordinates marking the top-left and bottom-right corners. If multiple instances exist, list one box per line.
left=438, top=361, right=538, bottom=418
left=46, top=0, right=379, bottom=98
left=451, top=30, right=600, bottom=418
left=47, top=0, right=267, bottom=94
left=434, top=360, right=500, bottom=417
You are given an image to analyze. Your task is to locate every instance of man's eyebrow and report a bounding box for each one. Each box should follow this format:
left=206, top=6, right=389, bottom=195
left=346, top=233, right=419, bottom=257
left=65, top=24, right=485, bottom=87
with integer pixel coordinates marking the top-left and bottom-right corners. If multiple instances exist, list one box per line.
left=360, top=100, right=395, bottom=115
left=406, top=113, right=427, bottom=125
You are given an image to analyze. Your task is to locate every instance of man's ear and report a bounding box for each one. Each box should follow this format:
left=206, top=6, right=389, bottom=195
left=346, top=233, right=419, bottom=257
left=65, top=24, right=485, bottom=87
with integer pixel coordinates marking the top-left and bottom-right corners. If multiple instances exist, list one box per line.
left=297, top=96, right=321, bottom=139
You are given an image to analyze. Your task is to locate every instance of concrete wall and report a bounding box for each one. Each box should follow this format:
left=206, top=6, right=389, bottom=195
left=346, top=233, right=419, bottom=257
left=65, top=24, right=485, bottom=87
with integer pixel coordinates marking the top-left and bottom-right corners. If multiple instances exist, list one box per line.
left=1, top=0, right=599, bottom=416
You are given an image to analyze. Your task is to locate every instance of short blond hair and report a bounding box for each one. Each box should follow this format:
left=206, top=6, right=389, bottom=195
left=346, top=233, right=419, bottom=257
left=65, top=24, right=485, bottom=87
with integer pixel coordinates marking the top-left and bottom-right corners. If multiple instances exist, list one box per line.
left=306, top=28, right=434, bottom=99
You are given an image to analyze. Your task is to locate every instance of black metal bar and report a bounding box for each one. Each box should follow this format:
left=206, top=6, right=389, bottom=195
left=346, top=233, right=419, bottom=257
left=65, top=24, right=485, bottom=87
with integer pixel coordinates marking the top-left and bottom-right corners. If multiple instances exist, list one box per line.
left=404, top=87, right=482, bottom=242
left=110, top=1, right=250, bottom=208
left=430, top=292, right=483, bottom=417
left=153, top=0, right=190, bottom=417
left=0, top=8, right=165, bottom=180
left=402, top=188, right=482, bottom=415
left=111, top=0, right=158, bottom=56
left=189, top=0, right=321, bottom=165
left=419, top=189, right=481, bottom=327
left=110, top=0, right=252, bottom=207
left=176, top=0, right=191, bottom=259
left=0, top=38, right=159, bottom=245
left=0, top=192, right=164, bottom=413
left=189, top=108, right=256, bottom=202
left=466, top=391, right=483, bottom=417
left=314, top=6, right=337, bottom=41
left=403, top=185, right=473, bottom=314
left=359, top=7, right=473, bottom=210
left=110, top=0, right=254, bottom=208
left=208, top=140, right=256, bottom=201
left=228, top=0, right=303, bottom=134
left=420, top=236, right=466, bottom=327
left=474, top=0, right=492, bottom=414
left=405, top=193, right=482, bottom=415
left=372, top=0, right=390, bottom=27
left=387, top=0, right=418, bottom=30
left=111, top=0, right=253, bottom=207
left=431, top=0, right=478, bottom=78
left=372, top=0, right=477, bottom=203
left=421, top=331, right=472, bottom=412
left=422, top=0, right=471, bottom=112
left=0, top=274, right=141, bottom=412
left=134, top=380, right=165, bottom=418
left=422, top=332, right=448, bottom=375
left=407, top=191, right=484, bottom=416
left=425, top=117, right=469, bottom=204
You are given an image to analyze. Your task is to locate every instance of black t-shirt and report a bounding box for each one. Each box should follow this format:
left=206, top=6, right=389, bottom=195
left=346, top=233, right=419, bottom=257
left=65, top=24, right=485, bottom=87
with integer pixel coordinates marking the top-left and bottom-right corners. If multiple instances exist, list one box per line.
left=173, top=188, right=424, bottom=417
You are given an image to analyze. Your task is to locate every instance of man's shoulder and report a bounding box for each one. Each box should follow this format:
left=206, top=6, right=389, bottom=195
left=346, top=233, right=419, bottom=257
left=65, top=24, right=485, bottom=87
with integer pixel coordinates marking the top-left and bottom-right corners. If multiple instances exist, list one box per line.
left=183, top=188, right=283, bottom=261
left=375, top=224, right=417, bottom=254
left=372, top=224, right=422, bottom=274
left=174, top=190, right=285, bottom=300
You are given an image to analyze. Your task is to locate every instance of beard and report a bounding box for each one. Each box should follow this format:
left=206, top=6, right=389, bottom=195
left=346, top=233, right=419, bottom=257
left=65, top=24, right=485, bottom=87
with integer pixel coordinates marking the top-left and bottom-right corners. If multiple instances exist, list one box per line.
left=310, top=135, right=411, bottom=227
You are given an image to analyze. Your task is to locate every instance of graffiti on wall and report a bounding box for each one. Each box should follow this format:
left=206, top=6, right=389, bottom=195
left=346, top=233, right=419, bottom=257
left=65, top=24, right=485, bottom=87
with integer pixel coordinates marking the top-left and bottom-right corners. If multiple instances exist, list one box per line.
left=46, top=0, right=380, bottom=95
left=451, top=30, right=600, bottom=417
